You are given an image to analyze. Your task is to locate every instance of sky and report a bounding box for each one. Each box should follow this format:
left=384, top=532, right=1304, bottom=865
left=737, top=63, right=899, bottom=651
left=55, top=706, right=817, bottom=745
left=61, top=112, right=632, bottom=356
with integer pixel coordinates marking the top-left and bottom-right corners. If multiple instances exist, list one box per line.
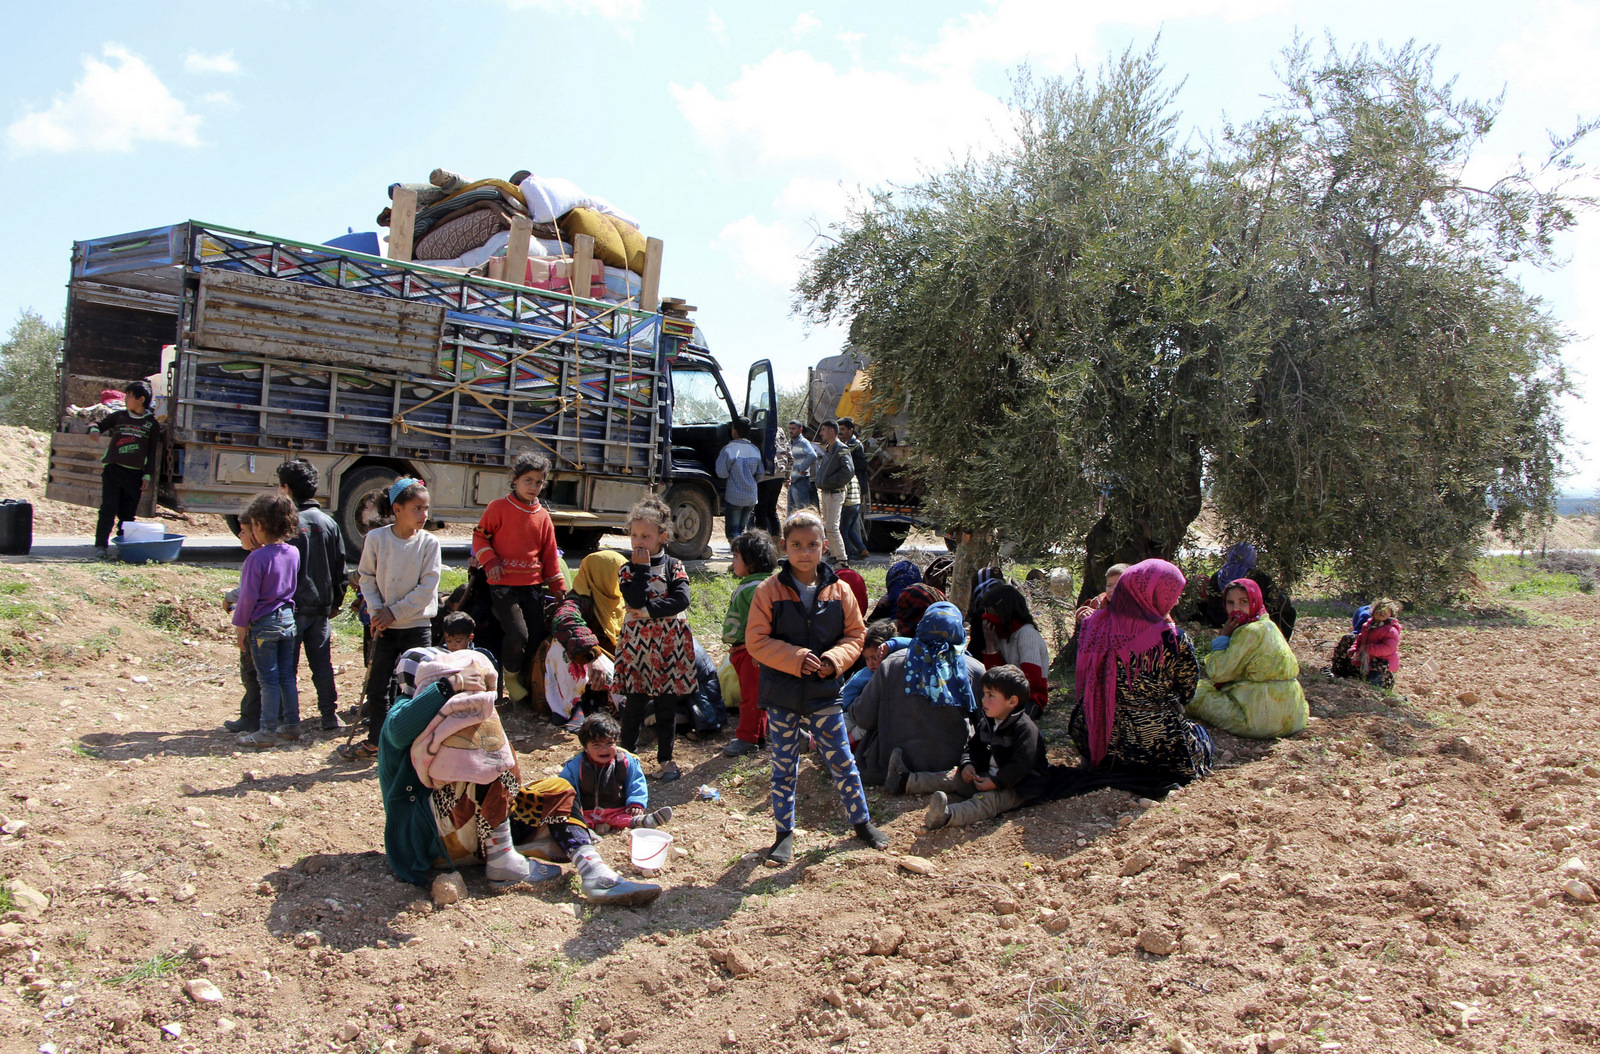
left=2, top=0, right=1597, bottom=493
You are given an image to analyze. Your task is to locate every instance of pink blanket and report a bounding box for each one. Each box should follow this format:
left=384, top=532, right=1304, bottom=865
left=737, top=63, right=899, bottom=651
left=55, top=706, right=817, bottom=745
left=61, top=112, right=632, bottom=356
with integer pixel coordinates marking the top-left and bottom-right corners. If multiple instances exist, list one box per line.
left=414, top=650, right=497, bottom=696
left=410, top=690, right=516, bottom=789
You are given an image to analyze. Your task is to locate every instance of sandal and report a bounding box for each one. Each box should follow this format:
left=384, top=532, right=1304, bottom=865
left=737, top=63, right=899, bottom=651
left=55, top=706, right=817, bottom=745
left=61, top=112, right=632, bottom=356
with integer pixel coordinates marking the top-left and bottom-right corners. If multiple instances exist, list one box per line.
left=336, top=741, right=379, bottom=762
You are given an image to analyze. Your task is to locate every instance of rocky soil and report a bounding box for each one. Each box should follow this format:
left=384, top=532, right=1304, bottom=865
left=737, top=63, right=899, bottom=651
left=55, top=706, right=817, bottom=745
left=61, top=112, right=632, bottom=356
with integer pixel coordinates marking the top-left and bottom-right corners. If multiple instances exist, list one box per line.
left=0, top=555, right=1595, bottom=1054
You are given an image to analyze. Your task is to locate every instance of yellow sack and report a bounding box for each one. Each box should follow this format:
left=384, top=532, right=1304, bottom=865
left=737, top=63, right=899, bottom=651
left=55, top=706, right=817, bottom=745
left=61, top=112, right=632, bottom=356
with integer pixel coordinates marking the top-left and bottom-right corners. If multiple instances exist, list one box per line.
left=717, top=655, right=741, bottom=708
left=557, top=208, right=627, bottom=269
left=608, top=215, right=648, bottom=273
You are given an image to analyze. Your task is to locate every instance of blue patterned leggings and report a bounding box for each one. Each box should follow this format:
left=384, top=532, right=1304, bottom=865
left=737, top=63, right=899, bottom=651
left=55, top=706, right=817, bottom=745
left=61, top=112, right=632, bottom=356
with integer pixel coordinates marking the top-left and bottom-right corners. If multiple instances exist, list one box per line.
left=767, top=708, right=871, bottom=831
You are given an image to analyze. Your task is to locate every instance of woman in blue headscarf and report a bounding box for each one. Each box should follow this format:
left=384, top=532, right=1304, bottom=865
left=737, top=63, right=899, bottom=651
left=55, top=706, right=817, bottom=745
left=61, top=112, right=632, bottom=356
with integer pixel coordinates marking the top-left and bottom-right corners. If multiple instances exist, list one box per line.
left=868, top=559, right=923, bottom=623
left=1196, top=543, right=1297, bottom=639
left=848, top=602, right=982, bottom=787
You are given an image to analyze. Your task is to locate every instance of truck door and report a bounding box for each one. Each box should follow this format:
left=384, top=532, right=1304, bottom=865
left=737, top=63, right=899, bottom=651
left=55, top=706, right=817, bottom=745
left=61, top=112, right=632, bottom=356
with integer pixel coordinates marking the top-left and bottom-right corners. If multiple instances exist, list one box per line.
left=744, top=359, right=777, bottom=472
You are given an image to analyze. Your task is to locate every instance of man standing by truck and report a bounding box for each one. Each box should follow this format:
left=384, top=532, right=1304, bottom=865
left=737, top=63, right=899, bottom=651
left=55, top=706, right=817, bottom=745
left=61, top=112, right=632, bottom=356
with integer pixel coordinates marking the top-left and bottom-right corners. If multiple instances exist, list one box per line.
left=89, top=380, right=162, bottom=559
left=814, top=419, right=855, bottom=565
left=837, top=417, right=872, bottom=561
left=786, top=420, right=818, bottom=514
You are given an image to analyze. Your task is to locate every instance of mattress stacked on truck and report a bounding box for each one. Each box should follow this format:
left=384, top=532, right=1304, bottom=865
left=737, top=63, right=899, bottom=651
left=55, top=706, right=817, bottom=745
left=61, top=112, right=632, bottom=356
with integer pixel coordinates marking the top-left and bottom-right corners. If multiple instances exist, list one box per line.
left=374, top=168, right=645, bottom=302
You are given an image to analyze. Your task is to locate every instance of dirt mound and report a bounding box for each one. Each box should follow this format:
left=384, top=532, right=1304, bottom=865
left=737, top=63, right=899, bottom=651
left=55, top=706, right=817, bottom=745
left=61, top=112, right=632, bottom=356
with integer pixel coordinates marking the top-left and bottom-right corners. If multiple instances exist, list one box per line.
left=0, top=424, right=231, bottom=536
left=0, top=563, right=1594, bottom=1053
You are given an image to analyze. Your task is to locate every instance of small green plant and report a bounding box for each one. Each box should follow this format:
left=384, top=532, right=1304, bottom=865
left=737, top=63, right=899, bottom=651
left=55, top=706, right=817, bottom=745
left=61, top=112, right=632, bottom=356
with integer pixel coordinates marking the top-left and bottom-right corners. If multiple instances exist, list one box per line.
left=0, top=888, right=14, bottom=914
left=149, top=602, right=185, bottom=631
left=562, top=993, right=588, bottom=1038
left=107, top=951, right=187, bottom=987
left=68, top=743, right=101, bottom=759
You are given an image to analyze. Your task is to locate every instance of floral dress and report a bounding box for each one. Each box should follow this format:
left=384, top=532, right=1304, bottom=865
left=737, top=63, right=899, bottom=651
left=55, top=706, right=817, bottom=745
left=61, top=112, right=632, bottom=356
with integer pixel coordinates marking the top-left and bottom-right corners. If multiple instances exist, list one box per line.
left=616, top=553, right=696, bottom=697
left=1069, top=630, right=1213, bottom=778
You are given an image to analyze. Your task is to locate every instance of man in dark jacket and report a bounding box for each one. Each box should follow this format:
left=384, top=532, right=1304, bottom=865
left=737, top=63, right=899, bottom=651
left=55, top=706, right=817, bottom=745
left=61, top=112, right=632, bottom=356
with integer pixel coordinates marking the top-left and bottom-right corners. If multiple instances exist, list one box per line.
left=89, top=380, right=163, bottom=557
left=836, top=417, right=872, bottom=561
left=812, top=420, right=855, bottom=567
left=277, top=459, right=348, bottom=731
left=885, top=665, right=1048, bottom=829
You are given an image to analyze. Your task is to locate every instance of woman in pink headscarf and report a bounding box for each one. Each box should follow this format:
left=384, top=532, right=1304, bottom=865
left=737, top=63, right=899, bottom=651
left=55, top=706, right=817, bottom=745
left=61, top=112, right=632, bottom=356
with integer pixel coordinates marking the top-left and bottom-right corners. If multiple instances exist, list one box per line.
left=1069, top=559, right=1213, bottom=777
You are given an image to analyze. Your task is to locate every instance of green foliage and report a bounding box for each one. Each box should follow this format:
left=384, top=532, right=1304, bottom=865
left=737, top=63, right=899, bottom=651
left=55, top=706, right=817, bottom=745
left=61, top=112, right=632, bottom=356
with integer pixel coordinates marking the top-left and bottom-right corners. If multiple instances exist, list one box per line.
left=107, top=951, right=187, bottom=986
left=0, top=310, right=63, bottom=431
left=776, top=380, right=807, bottom=432
left=797, top=39, right=1590, bottom=603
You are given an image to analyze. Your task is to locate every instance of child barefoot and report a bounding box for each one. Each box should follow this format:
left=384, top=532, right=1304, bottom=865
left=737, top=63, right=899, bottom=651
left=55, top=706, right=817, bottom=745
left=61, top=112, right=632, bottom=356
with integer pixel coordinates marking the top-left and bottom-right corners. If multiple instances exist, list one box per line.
left=339, top=478, right=442, bottom=762
left=233, top=494, right=302, bottom=749
left=472, top=452, right=567, bottom=703
left=721, top=529, right=779, bottom=758
left=615, top=498, right=696, bottom=782
left=746, top=510, right=888, bottom=864
left=559, top=713, right=673, bottom=832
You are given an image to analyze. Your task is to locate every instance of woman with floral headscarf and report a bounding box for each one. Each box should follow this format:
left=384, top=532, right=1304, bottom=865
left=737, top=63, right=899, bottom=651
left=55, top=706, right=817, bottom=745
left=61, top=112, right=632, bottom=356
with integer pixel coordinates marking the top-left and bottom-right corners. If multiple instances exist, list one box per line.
left=1069, top=559, right=1212, bottom=777
left=1196, top=543, right=1298, bottom=639
left=1187, top=578, right=1307, bottom=738
left=851, top=602, right=981, bottom=787
left=893, top=582, right=946, bottom=637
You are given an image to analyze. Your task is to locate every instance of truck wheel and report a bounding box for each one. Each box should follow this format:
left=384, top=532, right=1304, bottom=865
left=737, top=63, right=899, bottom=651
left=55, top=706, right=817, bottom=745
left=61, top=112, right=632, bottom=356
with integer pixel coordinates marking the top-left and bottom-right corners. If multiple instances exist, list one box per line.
left=866, top=521, right=910, bottom=554
left=337, top=465, right=401, bottom=554
left=556, top=527, right=605, bottom=558
left=662, top=484, right=714, bottom=561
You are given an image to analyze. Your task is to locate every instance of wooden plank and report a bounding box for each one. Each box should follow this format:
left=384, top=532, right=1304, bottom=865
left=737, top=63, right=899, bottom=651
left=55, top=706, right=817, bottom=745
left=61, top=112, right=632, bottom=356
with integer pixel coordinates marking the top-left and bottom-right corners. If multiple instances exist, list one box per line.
left=572, top=234, right=595, bottom=301
left=504, top=216, right=533, bottom=287
left=388, top=187, right=417, bottom=262
left=640, top=238, right=664, bottom=313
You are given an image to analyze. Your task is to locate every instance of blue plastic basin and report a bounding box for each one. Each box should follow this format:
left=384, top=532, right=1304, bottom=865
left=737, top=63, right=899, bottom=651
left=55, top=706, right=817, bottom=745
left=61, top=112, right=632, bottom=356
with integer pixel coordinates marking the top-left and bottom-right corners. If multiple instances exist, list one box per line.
left=112, top=533, right=186, bottom=564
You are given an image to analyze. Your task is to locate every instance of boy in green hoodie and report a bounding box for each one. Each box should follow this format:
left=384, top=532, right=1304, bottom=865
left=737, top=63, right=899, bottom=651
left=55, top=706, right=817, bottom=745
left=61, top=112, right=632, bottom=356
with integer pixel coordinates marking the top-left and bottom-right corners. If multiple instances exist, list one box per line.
left=721, top=530, right=778, bottom=757
left=89, top=381, right=163, bottom=558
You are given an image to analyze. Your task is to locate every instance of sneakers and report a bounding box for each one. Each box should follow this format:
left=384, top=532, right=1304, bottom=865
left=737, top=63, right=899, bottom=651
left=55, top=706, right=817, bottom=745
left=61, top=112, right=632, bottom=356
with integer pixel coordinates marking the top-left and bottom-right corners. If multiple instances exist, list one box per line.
left=237, top=729, right=281, bottom=749
left=722, top=738, right=759, bottom=758
left=336, top=741, right=379, bottom=762
left=655, top=761, right=681, bottom=783
left=580, top=875, right=662, bottom=906
left=884, top=747, right=910, bottom=795
left=924, top=792, right=951, bottom=831
left=320, top=714, right=346, bottom=732
left=854, top=820, right=890, bottom=850
left=631, top=806, right=673, bottom=829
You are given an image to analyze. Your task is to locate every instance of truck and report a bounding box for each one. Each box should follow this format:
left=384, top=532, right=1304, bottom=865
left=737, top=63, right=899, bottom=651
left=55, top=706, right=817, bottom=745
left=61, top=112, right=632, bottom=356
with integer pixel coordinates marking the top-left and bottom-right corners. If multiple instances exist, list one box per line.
left=46, top=221, right=776, bottom=560
left=805, top=346, right=926, bottom=553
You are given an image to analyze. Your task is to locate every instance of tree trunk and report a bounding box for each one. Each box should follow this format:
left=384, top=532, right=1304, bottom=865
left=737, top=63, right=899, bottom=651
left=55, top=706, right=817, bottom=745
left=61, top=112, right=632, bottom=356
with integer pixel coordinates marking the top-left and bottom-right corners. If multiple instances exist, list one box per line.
left=949, top=527, right=1001, bottom=616
left=1076, top=452, right=1205, bottom=606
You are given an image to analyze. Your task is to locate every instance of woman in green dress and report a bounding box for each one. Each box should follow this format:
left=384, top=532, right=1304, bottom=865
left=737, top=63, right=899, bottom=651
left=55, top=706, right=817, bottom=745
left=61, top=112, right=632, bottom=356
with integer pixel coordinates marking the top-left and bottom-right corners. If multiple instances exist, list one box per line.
left=1187, top=578, right=1308, bottom=739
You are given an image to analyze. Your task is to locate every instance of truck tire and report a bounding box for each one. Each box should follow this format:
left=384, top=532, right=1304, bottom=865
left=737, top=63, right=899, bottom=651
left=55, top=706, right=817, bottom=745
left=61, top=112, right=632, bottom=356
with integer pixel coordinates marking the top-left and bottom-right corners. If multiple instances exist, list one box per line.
left=337, top=465, right=401, bottom=554
left=556, top=527, right=605, bottom=558
left=866, top=521, right=910, bottom=554
left=662, top=484, right=714, bottom=561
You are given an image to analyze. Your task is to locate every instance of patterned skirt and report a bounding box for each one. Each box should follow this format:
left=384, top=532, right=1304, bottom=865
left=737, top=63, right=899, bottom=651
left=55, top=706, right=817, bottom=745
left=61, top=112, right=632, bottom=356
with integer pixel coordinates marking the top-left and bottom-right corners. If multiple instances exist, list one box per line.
left=431, top=769, right=521, bottom=868
left=616, top=617, right=697, bottom=697
left=1329, top=634, right=1394, bottom=689
left=1068, top=699, right=1214, bottom=779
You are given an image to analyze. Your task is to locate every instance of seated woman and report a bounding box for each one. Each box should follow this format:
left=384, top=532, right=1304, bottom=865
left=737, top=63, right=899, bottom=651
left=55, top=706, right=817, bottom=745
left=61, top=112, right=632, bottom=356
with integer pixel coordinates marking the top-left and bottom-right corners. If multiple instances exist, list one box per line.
left=569, top=550, right=628, bottom=658
left=379, top=648, right=658, bottom=904
left=1329, top=598, right=1401, bottom=689
left=1069, top=559, right=1213, bottom=779
left=852, top=601, right=981, bottom=787
left=1187, top=579, right=1308, bottom=738
left=976, top=584, right=1051, bottom=716
left=894, top=582, right=947, bottom=637
left=1196, top=543, right=1297, bottom=639
left=868, top=560, right=923, bottom=623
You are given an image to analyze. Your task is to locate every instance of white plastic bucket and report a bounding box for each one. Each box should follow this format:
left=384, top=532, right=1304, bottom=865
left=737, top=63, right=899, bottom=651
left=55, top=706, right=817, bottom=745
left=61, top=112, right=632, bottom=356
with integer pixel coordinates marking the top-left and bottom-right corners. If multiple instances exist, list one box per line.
left=121, top=521, right=164, bottom=543
left=629, top=828, right=672, bottom=870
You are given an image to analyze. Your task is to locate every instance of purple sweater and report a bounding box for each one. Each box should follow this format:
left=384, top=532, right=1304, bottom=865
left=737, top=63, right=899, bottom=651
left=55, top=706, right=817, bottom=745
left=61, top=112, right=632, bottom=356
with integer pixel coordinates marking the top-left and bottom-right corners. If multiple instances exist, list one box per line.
left=233, top=542, right=300, bottom=627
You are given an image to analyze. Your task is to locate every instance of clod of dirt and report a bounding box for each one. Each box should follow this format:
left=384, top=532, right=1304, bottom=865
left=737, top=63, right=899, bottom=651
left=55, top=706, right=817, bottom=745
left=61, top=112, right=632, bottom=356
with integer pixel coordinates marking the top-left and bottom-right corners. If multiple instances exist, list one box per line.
left=484, top=1032, right=511, bottom=1054
left=1457, top=691, right=1480, bottom=705
left=413, top=1028, right=438, bottom=1047
left=431, top=872, right=466, bottom=906
left=183, top=978, right=223, bottom=1004
left=1168, top=1035, right=1200, bottom=1054
left=338, top=1021, right=360, bottom=1042
left=722, top=947, right=757, bottom=977
left=1562, top=879, right=1598, bottom=904
left=173, top=883, right=195, bottom=902
left=868, top=925, right=904, bottom=956
left=1139, top=927, right=1179, bottom=956
left=993, top=898, right=1018, bottom=915
left=1119, top=849, right=1155, bottom=877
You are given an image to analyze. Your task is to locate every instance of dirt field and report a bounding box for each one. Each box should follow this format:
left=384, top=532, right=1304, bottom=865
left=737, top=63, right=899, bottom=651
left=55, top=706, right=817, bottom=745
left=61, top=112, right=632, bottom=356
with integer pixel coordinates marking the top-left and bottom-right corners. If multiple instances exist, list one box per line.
left=0, top=552, right=1594, bottom=1054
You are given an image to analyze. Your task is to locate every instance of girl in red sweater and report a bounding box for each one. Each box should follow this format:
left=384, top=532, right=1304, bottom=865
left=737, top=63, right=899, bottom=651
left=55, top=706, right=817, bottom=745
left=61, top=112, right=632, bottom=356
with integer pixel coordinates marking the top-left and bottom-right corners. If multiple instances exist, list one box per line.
left=1346, top=597, right=1401, bottom=689
left=473, top=452, right=567, bottom=702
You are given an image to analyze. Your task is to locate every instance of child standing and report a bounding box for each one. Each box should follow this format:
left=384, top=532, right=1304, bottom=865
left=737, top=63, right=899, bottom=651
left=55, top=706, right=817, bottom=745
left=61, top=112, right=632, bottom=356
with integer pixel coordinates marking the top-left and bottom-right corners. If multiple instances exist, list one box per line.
left=222, top=507, right=261, bottom=734
left=559, top=713, right=673, bottom=832
left=721, top=530, right=778, bottom=758
left=745, top=509, right=888, bottom=865
left=889, top=665, right=1048, bottom=830
left=472, top=453, right=567, bottom=703
left=89, top=380, right=162, bottom=558
left=232, top=494, right=302, bottom=749
left=339, top=478, right=442, bottom=762
left=276, top=458, right=347, bottom=731
left=616, top=498, right=696, bottom=782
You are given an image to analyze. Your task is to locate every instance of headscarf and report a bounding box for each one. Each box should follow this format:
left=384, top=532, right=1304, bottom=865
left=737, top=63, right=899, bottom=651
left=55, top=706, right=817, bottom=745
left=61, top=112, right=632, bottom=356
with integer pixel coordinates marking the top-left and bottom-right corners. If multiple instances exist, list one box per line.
left=903, top=602, right=978, bottom=711
left=895, top=582, right=946, bottom=636
left=1222, top=577, right=1266, bottom=623
left=835, top=566, right=868, bottom=617
left=1219, top=543, right=1257, bottom=586
left=971, top=567, right=1004, bottom=612
left=1073, top=559, right=1186, bottom=767
left=884, top=560, right=921, bottom=610
left=1351, top=604, right=1373, bottom=635
left=571, top=550, right=627, bottom=647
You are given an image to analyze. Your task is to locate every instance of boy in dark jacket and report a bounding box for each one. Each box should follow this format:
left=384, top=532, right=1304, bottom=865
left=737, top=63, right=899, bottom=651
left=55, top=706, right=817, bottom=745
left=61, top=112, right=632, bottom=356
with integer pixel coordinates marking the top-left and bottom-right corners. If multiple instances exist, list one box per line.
left=886, top=664, right=1048, bottom=830
left=745, top=509, right=887, bottom=864
left=89, top=380, right=163, bottom=556
left=277, top=458, right=348, bottom=731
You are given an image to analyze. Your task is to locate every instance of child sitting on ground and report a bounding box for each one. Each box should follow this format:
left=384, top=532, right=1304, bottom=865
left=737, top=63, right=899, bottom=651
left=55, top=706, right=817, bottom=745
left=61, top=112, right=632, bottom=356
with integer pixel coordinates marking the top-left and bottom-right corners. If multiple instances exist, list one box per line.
left=545, top=596, right=613, bottom=734
left=1331, top=597, right=1401, bottom=689
left=886, top=664, right=1048, bottom=830
left=840, top=619, right=900, bottom=745
left=558, top=713, right=673, bottom=832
